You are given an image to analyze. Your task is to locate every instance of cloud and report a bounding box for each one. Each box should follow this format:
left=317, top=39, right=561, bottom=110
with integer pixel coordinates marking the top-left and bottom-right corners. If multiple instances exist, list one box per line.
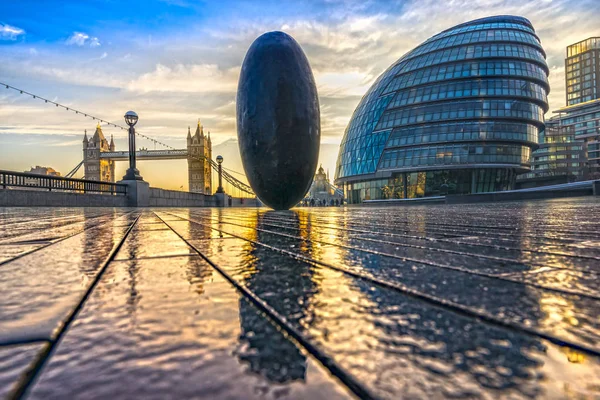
left=66, top=31, right=101, bottom=47
left=127, top=64, right=240, bottom=93
left=0, top=23, right=25, bottom=40
left=90, top=37, right=101, bottom=47
left=1, top=0, right=599, bottom=185
left=66, top=32, right=89, bottom=46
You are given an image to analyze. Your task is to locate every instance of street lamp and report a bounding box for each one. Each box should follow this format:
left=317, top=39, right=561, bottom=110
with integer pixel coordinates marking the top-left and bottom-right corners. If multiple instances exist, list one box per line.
left=123, top=110, right=143, bottom=181
left=216, top=155, right=224, bottom=193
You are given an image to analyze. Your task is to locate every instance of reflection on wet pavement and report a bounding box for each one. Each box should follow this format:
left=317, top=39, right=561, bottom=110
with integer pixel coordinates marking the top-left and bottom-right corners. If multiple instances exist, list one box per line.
left=1, top=199, right=600, bottom=399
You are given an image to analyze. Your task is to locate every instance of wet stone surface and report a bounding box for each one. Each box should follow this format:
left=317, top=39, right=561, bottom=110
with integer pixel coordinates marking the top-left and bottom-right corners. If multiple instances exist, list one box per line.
left=1, top=199, right=599, bottom=399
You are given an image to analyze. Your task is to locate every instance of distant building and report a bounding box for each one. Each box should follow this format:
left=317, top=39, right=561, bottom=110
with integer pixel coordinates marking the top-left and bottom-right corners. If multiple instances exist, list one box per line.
left=563, top=38, right=600, bottom=177
left=26, top=165, right=61, bottom=176
left=83, top=124, right=115, bottom=182
left=551, top=100, right=600, bottom=178
left=565, top=37, right=600, bottom=106
left=517, top=118, right=587, bottom=187
left=187, top=121, right=212, bottom=194
left=305, top=165, right=344, bottom=205
left=519, top=38, right=600, bottom=187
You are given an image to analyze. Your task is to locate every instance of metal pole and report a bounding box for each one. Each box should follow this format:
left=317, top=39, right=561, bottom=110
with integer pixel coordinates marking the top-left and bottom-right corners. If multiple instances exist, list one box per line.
left=129, top=126, right=136, bottom=172
left=123, top=124, right=142, bottom=181
left=217, top=163, right=224, bottom=193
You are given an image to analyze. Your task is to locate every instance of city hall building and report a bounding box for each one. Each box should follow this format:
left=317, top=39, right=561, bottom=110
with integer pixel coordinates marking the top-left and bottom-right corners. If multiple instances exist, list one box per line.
left=334, top=16, right=550, bottom=203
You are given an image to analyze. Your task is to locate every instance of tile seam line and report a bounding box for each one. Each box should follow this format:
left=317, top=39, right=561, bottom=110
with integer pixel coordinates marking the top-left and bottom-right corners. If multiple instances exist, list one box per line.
left=208, top=215, right=599, bottom=277
left=253, top=214, right=595, bottom=240
left=7, top=212, right=142, bottom=400
left=256, top=213, right=600, bottom=238
left=257, top=213, right=600, bottom=236
left=224, top=215, right=600, bottom=261
left=195, top=215, right=600, bottom=300
left=163, top=211, right=600, bottom=359
left=0, top=212, right=123, bottom=245
left=154, top=212, right=377, bottom=400
left=0, top=338, right=50, bottom=348
left=0, top=214, right=106, bottom=232
left=0, top=211, right=136, bottom=268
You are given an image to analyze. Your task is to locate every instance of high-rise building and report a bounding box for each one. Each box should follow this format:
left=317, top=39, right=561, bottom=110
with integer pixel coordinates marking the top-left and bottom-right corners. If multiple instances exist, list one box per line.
left=334, top=15, right=549, bottom=203
left=518, top=37, right=600, bottom=186
left=565, top=37, right=600, bottom=106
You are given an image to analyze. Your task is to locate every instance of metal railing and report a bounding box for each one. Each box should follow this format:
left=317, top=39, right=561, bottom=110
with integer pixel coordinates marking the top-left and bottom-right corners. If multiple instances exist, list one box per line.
left=0, top=170, right=127, bottom=195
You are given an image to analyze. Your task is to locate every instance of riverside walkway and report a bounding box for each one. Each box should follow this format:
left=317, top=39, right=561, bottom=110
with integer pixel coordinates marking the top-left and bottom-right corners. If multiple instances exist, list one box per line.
left=1, top=198, right=600, bottom=399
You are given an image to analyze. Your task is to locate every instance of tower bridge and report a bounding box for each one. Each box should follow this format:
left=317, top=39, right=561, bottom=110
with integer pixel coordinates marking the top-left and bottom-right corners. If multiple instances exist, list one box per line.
left=83, top=121, right=213, bottom=194
left=100, top=149, right=189, bottom=160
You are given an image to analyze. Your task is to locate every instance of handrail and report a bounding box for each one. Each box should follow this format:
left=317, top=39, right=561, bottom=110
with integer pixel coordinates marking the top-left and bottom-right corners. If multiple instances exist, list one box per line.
left=0, top=170, right=127, bottom=195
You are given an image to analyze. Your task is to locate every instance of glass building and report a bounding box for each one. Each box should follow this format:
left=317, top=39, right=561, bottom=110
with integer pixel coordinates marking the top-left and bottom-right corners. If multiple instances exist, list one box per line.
left=566, top=37, right=600, bottom=106
left=519, top=37, right=600, bottom=187
left=552, top=100, right=600, bottom=177
left=334, top=15, right=550, bottom=203
left=517, top=117, right=586, bottom=187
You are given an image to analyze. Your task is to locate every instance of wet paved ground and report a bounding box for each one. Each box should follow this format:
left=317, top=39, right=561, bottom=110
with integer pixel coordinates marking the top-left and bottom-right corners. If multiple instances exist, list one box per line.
left=1, top=198, right=600, bottom=399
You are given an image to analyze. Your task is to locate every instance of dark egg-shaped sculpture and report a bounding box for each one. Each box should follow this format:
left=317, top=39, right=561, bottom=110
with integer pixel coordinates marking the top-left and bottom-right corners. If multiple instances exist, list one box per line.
left=237, top=31, right=320, bottom=210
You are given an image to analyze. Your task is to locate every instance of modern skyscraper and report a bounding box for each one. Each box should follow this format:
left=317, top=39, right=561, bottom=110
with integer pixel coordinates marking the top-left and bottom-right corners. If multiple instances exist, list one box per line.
left=565, top=37, right=600, bottom=106
left=334, top=15, right=549, bottom=203
left=518, top=37, right=600, bottom=186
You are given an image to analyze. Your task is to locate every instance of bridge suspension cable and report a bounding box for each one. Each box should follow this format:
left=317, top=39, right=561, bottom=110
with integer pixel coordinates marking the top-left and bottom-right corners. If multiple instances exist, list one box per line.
left=327, top=181, right=344, bottom=196
left=65, top=160, right=84, bottom=178
left=2, top=81, right=255, bottom=196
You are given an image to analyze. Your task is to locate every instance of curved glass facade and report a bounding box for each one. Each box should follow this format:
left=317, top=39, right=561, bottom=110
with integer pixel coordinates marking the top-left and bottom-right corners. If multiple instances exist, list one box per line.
left=335, top=15, right=549, bottom=202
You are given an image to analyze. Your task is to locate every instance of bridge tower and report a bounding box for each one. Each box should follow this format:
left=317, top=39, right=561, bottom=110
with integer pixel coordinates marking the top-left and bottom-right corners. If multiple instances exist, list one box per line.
left=187, top=121, right=212, bottom=194
left=83, top=124, right=115, bottom=182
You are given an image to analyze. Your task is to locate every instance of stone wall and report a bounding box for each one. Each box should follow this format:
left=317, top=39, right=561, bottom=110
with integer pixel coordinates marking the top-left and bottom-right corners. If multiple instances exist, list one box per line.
left=0, top=188, right=128, bottom=207
left=225, top=196, right=262, bottom=207
left=1, top=185, right=262, bottom=208
left=149, top=187, right=217, bottom=207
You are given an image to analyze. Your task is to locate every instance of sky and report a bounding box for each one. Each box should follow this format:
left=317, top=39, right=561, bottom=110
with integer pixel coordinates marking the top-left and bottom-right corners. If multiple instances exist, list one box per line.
left=1, top=0, right=599, bottom=190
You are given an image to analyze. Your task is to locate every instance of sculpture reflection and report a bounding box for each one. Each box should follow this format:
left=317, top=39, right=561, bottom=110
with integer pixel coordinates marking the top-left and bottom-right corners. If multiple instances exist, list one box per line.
left=237, top=211, right=317, bottom=383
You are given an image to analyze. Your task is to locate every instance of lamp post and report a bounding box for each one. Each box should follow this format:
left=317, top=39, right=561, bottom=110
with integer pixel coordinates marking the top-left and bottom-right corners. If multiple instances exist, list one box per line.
left=216, top=155, right=224, bottom=193
left=123, top=110, right=142, bottom=180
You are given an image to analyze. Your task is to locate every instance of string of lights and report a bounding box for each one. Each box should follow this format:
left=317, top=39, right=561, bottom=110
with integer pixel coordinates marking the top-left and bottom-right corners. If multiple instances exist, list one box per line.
left=1, top=81, right=255, bottom=195
left=2, top=81, right=126, bottom=130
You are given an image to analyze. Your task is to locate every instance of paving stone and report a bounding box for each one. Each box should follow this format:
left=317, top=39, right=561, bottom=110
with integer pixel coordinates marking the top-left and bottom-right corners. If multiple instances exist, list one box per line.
left=29, top=256, right=351, bottom=400
left=0, top=343, right=45, bottom=400
left=1, top=199, right=599, bottom=399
